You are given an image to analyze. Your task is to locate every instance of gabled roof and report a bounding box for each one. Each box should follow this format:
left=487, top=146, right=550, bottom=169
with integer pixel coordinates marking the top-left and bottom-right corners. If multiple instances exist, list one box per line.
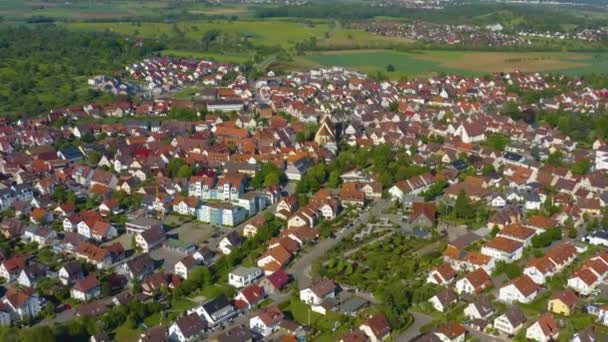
left=462, top=268, right=492, bottom=291
left=550, top=290, right=577, bottom=308
left=73, top=275, right=100, bottom=293
left=266, top=269, right=289, bottom=290
left=484, top=236, right=523, bottom=253
left=256, top=306, right=284, bottom=326
left=533, top=313, right=559, bottom=337
left=202, top=295, right=232, bottom=315
left=362, top=313, right=391, bottom=340
left=310, top=279, right=337, bottom=298
left=436, top=322, right=465, bottom=339
left=504, top=275, right=539, bottom=297
left=175, top=313, right=206, bottom=338
left=502, top=306, right=526, bottom=327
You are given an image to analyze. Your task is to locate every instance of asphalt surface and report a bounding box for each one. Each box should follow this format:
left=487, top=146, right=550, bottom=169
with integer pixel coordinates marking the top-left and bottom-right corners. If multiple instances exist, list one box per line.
left=288, top=199, right=391, bottom=290
left=395, top=312, right=433, bottom=342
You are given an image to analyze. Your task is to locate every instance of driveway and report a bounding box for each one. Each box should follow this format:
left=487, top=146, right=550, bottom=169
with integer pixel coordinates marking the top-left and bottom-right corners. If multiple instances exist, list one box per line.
left=394, top=312, right=433, bottom=341
left=465, top=325, right=509, bottom=342
left=35, top=308, right=75, bottom=327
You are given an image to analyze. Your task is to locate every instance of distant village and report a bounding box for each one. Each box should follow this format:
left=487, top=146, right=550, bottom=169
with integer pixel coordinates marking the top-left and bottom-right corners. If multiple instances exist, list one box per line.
left=350, top=20, right=530, bottom=47
left=0, top=56, right=608, bottom=341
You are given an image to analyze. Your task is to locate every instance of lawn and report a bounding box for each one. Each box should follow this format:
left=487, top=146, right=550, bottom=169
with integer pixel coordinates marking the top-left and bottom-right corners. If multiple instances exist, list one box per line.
left=280, top=298, right=354, bottom=341
left=160, top=50, right=251, bottom=64
left=114, top=323, right=142, bottom=342
left=0, top=1, right=254, bottom=21
left=298, top=49, right=608, bottom=77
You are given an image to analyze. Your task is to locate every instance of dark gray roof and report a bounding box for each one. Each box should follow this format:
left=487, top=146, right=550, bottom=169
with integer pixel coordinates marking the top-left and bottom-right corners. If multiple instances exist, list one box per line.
left=503, top=306, right=526, bottom=327
left=202, top=295, right=232, bottom=315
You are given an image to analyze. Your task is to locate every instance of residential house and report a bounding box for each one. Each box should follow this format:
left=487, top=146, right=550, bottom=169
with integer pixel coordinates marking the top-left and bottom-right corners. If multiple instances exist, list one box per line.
left=123, top=254, right=155, bottom=281
left=23, top=225, right=57, bottom=247
left=259, top=270, right=289, bottom=295
left=493, top=307, right=526, bottom=336
left=433, top=322, right=466, bottom=342
left=135, top=226, right=166, bottom=253
left=496, top=224, right=537, bottom=247
left=570, top=328, right=596, bottom=342
left=547, top=290, right=578, bottom=316
left=58, top=261, right=84, bottom=286
left=228, top=266, right=263, bottom=288
left=71, top=275, right=101, bottom=301
left=481, top=237, right=524, bottom=262
left=218, top=231, right=242, bottom=255
left=234, top=284, right=265, bottom=310
left=168, top=313, right=207, bottom=342
left=189, top=295, right=236, bottom=327
left=299, top=279, right=337, bottom=306
left=428, top=288, right=458, bottom=312
left=2, top=288, right=41, bottom=321
left=409, top=202, right=437, bottom=228
left=17, top=263, right=46, bottom=288
left=524, top=243, right=578, bottom=285
left=388, top=173, right=435, bottom=203
left=0, top=255, right=27, bottom=282
left=174, top=256, right=199, bottom=280
left=359, top=313, right=391, bottom=342
left=499, top=275, right=540, bottom=304
left=454, top=268, right=492, bottom=295
left=256, top=245, right=292, bottom=275
left=464, top=296, right=495, bottom=320
left=567, top=252, right=608, bottom=295
left=249, top=306, right=284, bottom=337
left=192, top=247, right=215, bottom=265
left=243, top=215, right=266, bottom=238
left=427, top=263, right=457, bottom=286
left=525, top=313, right=560, bottom=342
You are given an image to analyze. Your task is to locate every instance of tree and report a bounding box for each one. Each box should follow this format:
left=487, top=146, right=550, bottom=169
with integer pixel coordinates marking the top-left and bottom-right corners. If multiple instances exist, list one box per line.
left=169, top=107, right=197, bottom=120
left=130, top=235, right=138, bottom=252
left=569, top=158, right=591, bottom=175
left=87, top=151, right=101, bottom=166
left=454, top=191, right=475, bottom=220
left=168, top=158, right=186, bottom=178
left=252, top=163, right=284, bottom=189
left=568, top=227, right=577, bottom=239
left=421, top=180, right=448, bottom=201
left=176, top=165, right=193, bottom=178
left=546, top=151, right=564, bottom=166
left=386, top=64, right=395, bottom=72
left=389, top=101, right=399, bottom=112
left=502, top=101, right=521, bottom=120
left=327, top=170, right=340, bottom=188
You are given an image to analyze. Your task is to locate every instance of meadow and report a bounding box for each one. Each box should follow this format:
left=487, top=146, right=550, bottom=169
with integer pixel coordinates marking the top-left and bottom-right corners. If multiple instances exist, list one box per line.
left=65, top=20, right=334, bottom=48
left=0, top=1, right=253, bottom=21
left=296, top=50, right=608, bottom=77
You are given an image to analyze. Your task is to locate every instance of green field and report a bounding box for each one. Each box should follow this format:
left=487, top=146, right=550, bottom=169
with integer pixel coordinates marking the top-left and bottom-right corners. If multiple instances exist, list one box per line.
left=0, top=1, right=254, bottom=21
left=159, top=50, right=251, bottom=64
left=63, top=19, right=398, bottom=50
left=64, top=20, right=334, bottom=48
left=296, top=50, right=608, bottom=76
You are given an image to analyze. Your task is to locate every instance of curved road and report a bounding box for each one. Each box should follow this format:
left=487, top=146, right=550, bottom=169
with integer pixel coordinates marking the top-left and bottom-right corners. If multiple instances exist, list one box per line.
left=288, top=199, right=391, bottom=290
left=395, top=312, right=433, bottom=342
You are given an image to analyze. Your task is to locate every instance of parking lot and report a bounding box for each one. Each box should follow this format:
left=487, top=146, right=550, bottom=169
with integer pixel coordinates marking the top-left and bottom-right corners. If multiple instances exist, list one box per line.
left=166, top=219, right=217, bottom=245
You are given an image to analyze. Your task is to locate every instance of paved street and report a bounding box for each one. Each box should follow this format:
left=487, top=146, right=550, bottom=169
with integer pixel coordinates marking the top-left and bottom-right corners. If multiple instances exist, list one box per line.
left=289, top=199, right=391, bottom=290
left=34, top=309, right=75, bottom=327
left=205, top=291, right=292, bottom=339
left=465, top=325, right=508, bottom=342
left=395, top=312, right=433, bottom=341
